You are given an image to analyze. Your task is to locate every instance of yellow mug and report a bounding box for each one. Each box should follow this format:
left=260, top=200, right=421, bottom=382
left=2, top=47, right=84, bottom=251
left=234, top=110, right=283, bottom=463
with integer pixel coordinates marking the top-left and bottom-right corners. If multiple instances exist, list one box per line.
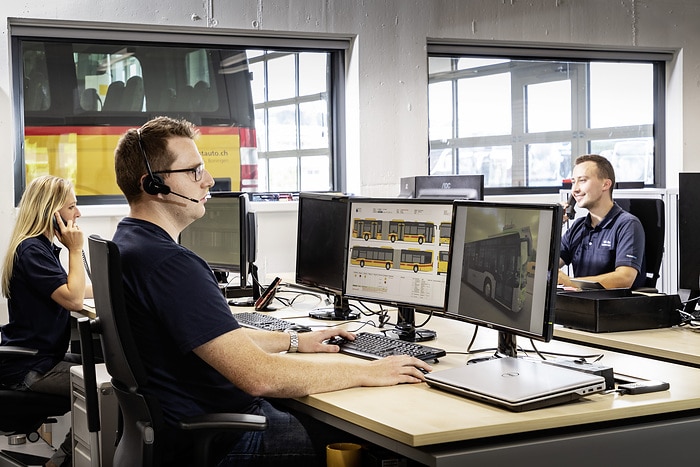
left=326, top=442, right=362, bottom=467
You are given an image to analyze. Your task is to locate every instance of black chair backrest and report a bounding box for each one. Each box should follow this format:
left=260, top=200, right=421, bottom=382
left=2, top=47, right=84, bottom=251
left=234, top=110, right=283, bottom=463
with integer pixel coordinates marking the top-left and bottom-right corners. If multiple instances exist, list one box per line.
left=122, top=76, right=145, bottom=111
left=85, top=234, right=266, bottom=467
left=88, top=235, right=148, bottom=390
left=88, top=234, right=162, bottom=466
left=617, top=198, right=665, bottom=289
left=102, top=81, right=125, bottom=111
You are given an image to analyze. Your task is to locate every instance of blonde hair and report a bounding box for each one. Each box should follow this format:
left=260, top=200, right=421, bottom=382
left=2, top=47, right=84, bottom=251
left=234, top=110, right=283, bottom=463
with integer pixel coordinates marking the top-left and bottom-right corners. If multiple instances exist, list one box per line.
left=1, top=175, right=74, bottom=298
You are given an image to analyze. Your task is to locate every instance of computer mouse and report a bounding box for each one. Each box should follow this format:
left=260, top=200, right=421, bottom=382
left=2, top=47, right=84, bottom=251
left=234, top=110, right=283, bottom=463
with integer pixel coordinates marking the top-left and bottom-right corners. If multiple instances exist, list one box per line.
left=286, top=324, right=313, bottom=333
left=325, top=336, right=348, bottom=346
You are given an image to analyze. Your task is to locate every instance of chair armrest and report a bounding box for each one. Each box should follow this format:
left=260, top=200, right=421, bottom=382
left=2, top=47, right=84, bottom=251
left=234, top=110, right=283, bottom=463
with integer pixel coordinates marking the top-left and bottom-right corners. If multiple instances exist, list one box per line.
left=0, top=346, right=39, bottom=356
left=178, top=413, right=267, bottom=432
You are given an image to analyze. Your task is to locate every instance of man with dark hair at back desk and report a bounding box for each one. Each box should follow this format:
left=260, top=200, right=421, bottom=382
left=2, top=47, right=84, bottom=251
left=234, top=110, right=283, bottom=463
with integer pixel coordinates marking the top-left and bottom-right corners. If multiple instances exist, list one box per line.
left=559, top=154, right=646, bottom=290
left=111, top=116, right=431, bottom=466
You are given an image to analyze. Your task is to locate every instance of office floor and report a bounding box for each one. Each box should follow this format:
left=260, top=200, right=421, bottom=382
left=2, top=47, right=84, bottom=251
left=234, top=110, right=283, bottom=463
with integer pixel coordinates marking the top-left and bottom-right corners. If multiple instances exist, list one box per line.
left=0, top=414, right=68, bottom=466
left=0, top=435, right=55, bottom=466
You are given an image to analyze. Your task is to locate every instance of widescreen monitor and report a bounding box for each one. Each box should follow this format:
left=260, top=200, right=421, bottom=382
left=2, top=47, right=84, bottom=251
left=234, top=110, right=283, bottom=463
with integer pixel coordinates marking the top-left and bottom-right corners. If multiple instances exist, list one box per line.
left=343, top=197, right=454, bottom=341
left=399, top=174, right=484, bottom=200
left=179, top=191, right=255, bottom=291
left=444, top=200, right=563, bottom=356
left=295, top=192, right=358, bottom=320
left=679, top=173, right=700, bottom=293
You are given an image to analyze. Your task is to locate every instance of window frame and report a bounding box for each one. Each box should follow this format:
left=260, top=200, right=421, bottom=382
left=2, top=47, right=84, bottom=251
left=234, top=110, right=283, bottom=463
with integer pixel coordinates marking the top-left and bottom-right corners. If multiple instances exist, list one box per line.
left=9, top=18, right=350, bottom=205
left=250, top=49, right=343, bottom=192
left=427, top=41, right=672, bottom=195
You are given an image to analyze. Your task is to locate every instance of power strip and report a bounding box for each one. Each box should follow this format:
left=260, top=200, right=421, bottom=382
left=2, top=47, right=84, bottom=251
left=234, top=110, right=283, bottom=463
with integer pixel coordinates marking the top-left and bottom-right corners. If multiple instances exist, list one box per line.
left=542, top=358, right=615, bottom=390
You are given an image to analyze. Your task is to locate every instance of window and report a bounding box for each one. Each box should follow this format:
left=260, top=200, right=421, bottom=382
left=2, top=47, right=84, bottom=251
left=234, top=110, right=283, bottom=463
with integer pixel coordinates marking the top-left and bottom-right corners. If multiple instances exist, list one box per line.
left=427, top=44, right=670, bottom=193
left=10, top=20, right=347, bottom=204
left=249, top=51, right=333, bottom=192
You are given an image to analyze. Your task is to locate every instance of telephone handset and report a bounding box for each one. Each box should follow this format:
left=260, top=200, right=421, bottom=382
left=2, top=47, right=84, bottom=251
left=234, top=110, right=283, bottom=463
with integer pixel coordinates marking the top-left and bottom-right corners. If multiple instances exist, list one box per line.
left=254, top=277, right=282, bottom=311
left=565, top=194, right=576, bottom=220
left=52, top=214, right=91, bottom=280
left=52, top=214, right=67, bottom=232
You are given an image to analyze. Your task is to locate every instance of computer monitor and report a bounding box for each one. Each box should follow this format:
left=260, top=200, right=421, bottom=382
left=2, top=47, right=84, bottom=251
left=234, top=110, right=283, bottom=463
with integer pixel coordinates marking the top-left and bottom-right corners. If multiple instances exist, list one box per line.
left=179, top=191, right=257, bottom=295
left=295, top=192, right=358, bottom=320
left=343, top=197, right=454, bottom=341
left=443, top=200, right=563, bottom=356
left=679, top=174, right=700, bottom=288
left=399, top=174, right=484, bottom=200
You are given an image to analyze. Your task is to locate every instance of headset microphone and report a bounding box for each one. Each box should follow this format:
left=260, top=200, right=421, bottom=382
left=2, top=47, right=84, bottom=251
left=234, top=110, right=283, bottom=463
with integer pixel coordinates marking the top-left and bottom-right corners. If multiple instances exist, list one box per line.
left=168, top=190, right=200, bottom=203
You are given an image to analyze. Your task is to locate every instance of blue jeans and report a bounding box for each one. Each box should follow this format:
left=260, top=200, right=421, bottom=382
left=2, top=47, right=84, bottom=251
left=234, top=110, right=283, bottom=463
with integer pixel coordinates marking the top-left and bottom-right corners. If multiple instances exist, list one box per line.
left=216, top=399, right=355, bottom=467
left=20, top=354, right=81, bottom=396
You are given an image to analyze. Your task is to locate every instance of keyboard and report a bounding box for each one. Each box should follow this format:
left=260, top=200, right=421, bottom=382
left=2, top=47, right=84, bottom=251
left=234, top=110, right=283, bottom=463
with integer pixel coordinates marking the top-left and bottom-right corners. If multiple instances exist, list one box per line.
left=333, top=332, right=446, bottom=363
left=234, top=312, right=295, bottom=331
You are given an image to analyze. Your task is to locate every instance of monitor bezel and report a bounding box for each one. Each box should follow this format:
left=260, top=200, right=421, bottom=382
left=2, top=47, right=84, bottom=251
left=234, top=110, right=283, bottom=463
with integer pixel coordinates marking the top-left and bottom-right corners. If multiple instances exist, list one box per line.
left=414, top=174, right=484, bottom=200
left=294, top=192, right=351, bottom=296
left=179, top=191, right=250, bottom=289
left=442, top=199, right=563, bottom=344
left=343, top=196, right=454, bottom=313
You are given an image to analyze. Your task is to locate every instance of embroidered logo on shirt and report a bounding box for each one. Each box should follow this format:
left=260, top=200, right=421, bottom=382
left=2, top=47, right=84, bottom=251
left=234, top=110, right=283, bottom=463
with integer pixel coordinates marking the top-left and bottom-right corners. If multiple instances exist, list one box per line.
left=601, top=240, right=612, bottom=248
left=626, top=254, right=638, bottom=260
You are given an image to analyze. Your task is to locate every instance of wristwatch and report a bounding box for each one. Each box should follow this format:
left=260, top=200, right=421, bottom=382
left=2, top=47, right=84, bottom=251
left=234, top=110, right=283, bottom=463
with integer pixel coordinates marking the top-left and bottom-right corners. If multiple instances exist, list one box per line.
left=285, top=329, right=299, bottom=353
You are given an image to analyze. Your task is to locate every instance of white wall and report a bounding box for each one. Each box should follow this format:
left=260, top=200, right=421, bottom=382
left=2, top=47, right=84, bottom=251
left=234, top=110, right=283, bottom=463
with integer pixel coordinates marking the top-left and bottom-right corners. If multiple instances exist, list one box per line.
left=2, top=0, right=700, bottom=317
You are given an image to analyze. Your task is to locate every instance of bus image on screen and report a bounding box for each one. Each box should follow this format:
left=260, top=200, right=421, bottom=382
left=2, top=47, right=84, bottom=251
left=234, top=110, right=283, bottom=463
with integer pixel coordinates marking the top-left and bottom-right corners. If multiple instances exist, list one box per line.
left=387, top=220, right=435, bottom=244
left=437, top=250, right=449, bottom=275
left=350, top=245, right=395, bottom=269
left=399, top=249, right=434, bottom=273
left=463, top=226, right=533, bottom=313
left=353, top=219, right=383, bottom=241
left=439, top=222, right=452, bottom=246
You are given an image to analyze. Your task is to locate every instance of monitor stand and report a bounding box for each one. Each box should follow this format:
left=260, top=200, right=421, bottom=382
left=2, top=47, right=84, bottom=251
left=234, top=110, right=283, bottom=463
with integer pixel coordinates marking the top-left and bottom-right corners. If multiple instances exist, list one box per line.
left=466, top=330, right=518, bottom=364
left=497, top=331, right=518, bottom=358
left=308, top=294, right=359, bottom=321
left=227, top=263, right=260, bottom=307
left=384, top=306, right=436, bottom=342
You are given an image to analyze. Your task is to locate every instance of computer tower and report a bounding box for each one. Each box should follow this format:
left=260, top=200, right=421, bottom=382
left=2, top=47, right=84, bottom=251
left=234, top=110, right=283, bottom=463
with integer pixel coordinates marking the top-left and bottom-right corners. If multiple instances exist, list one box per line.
left=70, top=364, right=118, bottom=467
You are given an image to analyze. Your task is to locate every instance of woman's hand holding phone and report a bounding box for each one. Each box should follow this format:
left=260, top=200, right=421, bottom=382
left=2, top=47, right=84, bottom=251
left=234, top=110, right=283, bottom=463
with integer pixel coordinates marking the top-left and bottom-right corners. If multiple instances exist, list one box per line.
left=53, top=212, right=84, bottom=251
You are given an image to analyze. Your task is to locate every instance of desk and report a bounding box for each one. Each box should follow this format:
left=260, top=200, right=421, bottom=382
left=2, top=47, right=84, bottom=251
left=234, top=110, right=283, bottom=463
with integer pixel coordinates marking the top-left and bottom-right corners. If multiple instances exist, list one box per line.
left=554, top=325, right=700, bottom=367
left=238, top=304, right=700, bottom=466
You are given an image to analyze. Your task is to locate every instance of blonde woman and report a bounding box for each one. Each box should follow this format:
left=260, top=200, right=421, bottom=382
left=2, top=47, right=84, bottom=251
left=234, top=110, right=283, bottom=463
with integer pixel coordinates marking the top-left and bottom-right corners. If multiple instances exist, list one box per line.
left=0, top=175, right=90, bottom=467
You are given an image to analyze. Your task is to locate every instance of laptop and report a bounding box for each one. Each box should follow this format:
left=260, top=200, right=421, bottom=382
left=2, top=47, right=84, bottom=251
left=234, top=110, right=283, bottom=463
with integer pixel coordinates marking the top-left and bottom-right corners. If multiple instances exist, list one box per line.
left=425, top=357, right=606, bottom=412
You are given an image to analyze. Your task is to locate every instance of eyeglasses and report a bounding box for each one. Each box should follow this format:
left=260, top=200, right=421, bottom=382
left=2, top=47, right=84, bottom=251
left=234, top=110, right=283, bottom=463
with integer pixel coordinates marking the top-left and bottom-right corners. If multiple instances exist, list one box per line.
left=153, top=163, right=205, bottom=182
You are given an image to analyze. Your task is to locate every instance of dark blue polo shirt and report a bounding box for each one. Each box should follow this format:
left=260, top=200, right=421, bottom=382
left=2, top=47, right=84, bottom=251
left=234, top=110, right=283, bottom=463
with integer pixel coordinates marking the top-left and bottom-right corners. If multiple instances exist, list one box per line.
left=0, top=236, right=70, bottom=385
left=112, top=217, right=257, bottom=426
left=560, top=203, right=645, bottom=288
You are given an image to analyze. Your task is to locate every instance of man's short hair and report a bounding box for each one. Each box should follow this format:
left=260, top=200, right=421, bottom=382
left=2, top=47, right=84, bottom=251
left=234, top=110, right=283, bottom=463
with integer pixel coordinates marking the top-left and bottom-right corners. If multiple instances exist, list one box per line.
left=575, top=154, right=616, bottom=197
left=114, top=116, right=198, bottom=203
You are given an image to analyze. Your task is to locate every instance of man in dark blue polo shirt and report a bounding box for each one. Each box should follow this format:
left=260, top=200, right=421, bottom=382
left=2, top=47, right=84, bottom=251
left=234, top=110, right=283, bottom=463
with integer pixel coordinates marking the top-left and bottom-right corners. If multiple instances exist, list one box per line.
left=559, top=154, right=645, bottom=289
left=111, top=117, right=432, bottom=466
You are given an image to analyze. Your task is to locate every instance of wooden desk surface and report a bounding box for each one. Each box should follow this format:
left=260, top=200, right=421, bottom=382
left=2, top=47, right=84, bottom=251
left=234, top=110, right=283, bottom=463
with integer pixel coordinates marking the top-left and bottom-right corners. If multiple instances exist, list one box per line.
left=234, top=301, right=700, bottom=448
left=77, top=301, right=96, bottom=320
left=554, top=325, right=700, bottom=367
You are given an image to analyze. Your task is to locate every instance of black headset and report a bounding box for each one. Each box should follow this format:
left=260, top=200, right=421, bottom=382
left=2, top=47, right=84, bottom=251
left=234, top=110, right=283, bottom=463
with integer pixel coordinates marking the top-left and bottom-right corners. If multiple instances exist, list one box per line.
left=136, top=128, right=200, bottom=203
left=137, top=128, right=171, bottom=196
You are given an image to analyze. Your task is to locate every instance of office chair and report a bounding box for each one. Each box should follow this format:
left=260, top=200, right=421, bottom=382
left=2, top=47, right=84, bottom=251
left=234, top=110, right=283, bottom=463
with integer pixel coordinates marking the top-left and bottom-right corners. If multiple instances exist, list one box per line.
left=0, top=347, right=71, bottom=466
left=79, top=235, right=266, bottom=467
left=617, top=198, right=665, bottom=293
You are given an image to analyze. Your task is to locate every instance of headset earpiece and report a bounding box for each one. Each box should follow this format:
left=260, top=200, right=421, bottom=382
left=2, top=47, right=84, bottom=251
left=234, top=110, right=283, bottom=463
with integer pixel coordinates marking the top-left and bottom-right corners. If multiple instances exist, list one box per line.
left=143, top=173, right=170, bottom=195
left=136, top=128, right=198, bottom=203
